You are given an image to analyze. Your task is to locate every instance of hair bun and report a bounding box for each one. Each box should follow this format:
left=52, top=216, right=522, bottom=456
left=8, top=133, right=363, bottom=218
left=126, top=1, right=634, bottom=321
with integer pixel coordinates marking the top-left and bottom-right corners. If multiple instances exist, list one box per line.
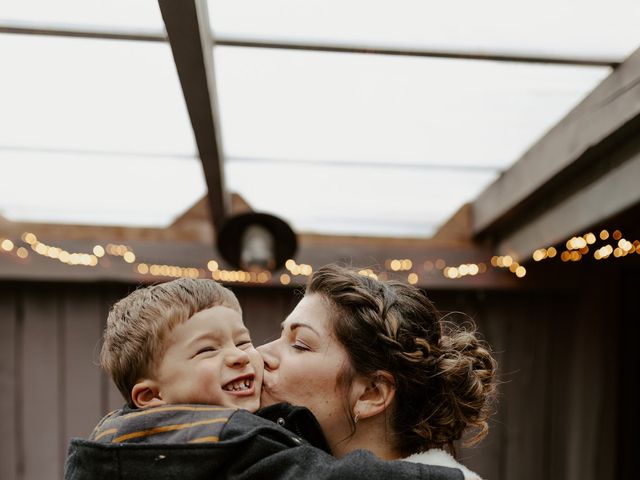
left=420, top=321, right=497, bottom=449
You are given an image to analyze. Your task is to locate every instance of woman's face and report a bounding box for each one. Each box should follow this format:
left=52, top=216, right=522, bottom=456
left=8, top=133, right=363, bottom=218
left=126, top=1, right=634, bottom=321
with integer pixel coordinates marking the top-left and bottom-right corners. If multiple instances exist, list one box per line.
left=257, top=293, right=353, bottom=449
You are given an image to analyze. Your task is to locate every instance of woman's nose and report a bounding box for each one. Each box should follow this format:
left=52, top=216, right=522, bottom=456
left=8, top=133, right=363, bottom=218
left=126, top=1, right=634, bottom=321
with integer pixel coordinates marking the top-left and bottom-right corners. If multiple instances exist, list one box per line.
left=257, top=340, right=279, bottom=370
left=225, top=347, right=250, bottom=368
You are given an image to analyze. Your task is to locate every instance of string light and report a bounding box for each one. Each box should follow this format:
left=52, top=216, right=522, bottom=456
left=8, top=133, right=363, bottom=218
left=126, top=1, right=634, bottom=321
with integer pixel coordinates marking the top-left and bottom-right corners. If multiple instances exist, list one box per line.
left=358, top=269, right=378, bottom=280
left=1, top=239, right=14, bottom=252
left=285, top=259, right=313, bottom=276
left=2, top=226, right=638, bottom=284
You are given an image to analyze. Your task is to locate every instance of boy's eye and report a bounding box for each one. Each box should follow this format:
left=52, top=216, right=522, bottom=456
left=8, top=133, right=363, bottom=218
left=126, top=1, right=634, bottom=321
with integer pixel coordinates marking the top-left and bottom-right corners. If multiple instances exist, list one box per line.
left=236, top=339, right=252, bottom=348
left=196, top=346, right=217, bottom=355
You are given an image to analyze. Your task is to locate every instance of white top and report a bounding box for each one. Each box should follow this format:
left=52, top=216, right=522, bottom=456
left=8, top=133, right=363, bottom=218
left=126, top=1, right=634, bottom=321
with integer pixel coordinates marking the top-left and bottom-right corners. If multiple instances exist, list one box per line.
left=404, top=448, right=482, bottom=480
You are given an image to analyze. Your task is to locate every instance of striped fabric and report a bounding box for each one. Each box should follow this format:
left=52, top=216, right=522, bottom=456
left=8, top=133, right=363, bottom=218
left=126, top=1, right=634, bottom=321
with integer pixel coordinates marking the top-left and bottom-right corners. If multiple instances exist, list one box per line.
left=90, top=405, right=236, bottom=444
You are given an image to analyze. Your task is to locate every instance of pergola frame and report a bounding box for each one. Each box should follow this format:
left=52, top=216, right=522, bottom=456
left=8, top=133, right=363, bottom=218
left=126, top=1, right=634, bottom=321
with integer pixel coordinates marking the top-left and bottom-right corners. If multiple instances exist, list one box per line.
left=473, top=47, right=640, bottom=259
left=1, top=7, right=638, bottom=263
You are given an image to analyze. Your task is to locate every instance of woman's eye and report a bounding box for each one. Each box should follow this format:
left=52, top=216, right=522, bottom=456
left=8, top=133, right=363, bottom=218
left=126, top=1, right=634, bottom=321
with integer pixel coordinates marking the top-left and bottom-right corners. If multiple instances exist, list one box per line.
left=291, top=343, right=309, bottom=352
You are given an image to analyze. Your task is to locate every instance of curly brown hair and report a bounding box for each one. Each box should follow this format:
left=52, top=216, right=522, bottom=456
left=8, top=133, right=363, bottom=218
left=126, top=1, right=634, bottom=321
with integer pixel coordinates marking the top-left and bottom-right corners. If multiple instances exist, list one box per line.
left=100, top=278, right=241, bottom=407
left=307, top=264, right=497, bottom=457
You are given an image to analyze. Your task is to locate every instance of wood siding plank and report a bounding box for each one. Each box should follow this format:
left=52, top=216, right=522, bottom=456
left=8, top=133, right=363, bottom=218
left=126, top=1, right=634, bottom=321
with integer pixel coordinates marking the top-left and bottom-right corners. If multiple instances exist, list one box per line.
left=21, top=288, right=61, bottom=480
left=62, top=286, right=103, bottom=442
left=0, top=287, right=18, bottom=480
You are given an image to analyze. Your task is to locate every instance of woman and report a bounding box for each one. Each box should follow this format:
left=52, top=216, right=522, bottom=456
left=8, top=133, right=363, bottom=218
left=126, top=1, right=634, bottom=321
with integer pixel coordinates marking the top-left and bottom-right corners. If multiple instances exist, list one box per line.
left=258, top=264, right=497, bottom=479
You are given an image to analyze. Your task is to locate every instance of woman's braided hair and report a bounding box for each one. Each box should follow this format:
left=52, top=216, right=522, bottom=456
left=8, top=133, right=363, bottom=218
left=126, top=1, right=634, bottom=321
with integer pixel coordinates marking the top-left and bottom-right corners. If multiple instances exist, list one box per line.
left=307, top=264, right=497, bottom=457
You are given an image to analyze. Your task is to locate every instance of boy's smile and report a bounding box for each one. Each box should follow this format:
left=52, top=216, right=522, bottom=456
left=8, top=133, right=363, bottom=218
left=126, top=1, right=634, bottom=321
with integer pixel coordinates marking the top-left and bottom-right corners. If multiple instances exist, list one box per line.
left=146, top=306, right=263, bottom=411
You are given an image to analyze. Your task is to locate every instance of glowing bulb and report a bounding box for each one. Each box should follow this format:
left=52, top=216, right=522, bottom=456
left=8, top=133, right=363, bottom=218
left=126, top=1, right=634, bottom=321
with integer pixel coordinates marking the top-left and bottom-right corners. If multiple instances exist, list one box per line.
left=207, top=260, right=219, bottom=272
left=458, top=265, right=469, bottom=276
left=585, top=233, right=596, bottom=245
left=546, top=247, right=557, bottom=258
left=390, top=260, right=401, bottom=271
left=22, top=233, right=37, bottom=245
left=137, top=263, right=149, bottom=274
left=285, top=259, right=296, bottom=271
left=93, top=245, right=105, bottom=257
left=407, top=273, right=418, bottom=284
left=1, top=239, right=14, bottom=251
left=435, top=259, right=446, bottom=270
left=600, top=230, right=609, bottom=241
left=469, top=264, right=479, bottom=275
left=401, top=259, right=413, bottom=271
left=613, top=230, right=622, bottom=240
left=515, top=266, right=526, bottom=278
left=17, top=247, right=28, bottom=259
left=123, top=252, right=136, bottom=263
left=532, top=249, right=546, bottom=262
left=280, top=274, right=291, bottom=285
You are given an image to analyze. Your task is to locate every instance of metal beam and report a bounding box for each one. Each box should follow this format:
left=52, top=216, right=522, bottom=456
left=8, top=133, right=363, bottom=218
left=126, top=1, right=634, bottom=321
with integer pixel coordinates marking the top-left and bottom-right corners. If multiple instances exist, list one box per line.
left=472, top=46, right=640, bottom=259
left=0, top=22, right=165, bottom=42
left=214, top=37, right=621, bottom=68
left=158, top=0, right=230, bottom=229
left=0, top=22, right=622, bottom=67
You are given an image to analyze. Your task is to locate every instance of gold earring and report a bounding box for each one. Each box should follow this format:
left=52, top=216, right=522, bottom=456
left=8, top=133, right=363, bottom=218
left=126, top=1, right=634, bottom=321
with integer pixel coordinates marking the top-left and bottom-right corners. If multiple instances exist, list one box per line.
left=354, top=411, right=360, bottom=424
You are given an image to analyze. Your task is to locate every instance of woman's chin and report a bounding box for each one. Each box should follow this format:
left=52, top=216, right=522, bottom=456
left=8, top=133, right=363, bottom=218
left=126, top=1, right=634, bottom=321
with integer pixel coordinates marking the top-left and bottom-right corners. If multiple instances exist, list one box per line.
left=259, top=388, right=280, bottom=407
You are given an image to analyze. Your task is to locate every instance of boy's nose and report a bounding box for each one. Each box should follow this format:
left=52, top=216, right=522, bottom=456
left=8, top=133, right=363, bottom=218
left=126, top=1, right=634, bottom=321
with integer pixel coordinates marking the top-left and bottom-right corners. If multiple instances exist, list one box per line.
left=225, top=347, right=250, bottom=368
left=256, top=341, right=279, bottom=370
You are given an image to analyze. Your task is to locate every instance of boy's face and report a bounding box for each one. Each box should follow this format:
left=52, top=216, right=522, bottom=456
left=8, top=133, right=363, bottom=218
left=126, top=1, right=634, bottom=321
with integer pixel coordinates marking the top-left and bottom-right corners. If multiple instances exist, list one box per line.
left=152, top=306, right=263, bottom=411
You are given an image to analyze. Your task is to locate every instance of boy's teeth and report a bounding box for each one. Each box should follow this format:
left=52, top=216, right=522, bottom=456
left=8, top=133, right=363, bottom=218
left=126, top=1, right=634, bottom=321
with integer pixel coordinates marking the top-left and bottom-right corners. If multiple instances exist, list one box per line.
left=225, top=378, right=251, bottom=391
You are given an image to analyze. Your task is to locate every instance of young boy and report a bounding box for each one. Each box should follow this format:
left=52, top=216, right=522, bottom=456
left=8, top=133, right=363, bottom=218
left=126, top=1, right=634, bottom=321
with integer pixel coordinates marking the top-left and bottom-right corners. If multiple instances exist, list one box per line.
left=88, top=277, right=263, bottom=444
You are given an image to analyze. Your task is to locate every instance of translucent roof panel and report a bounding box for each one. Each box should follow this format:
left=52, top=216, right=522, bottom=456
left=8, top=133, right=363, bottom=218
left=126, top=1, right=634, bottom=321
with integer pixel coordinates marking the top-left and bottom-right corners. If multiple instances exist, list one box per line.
left=215, top=47, right=609, bottom=170
left=0, top=33, right=201, bottom=227
left=0, top=1, right=164, bottom=32
left=208, top=0, right=640, bottom=61
left=226, top=159, right=498, bottom=237
left=215, top=47, right=610, bottom=237
left=0, top=34, right=195, bottom=156
left=0, top=149, right=205, bottom=227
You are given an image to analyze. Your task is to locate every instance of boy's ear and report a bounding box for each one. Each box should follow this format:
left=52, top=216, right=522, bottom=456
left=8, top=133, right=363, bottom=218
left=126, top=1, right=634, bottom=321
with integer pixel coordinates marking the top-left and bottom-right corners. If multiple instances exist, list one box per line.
left=352, top=371, right=396, bottom=421
left=131, top=380, right=165, bottom=409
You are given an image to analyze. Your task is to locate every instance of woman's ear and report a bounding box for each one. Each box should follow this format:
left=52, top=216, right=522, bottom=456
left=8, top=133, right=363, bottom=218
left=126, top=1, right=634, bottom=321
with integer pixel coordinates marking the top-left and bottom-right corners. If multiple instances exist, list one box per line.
left=352, top=371, right=396, bottom=420
left=131, top=380, right=165, bottom=409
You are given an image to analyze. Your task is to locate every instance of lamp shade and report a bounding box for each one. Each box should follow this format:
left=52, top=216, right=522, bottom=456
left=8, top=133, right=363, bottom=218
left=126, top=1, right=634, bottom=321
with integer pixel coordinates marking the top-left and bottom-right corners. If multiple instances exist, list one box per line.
left=216, top=212, right=297, bottom=272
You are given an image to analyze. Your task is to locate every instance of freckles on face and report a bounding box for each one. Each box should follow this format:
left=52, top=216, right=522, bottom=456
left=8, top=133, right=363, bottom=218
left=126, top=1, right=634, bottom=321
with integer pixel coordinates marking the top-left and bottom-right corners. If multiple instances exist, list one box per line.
left=259, top=294, right=352, bottom=444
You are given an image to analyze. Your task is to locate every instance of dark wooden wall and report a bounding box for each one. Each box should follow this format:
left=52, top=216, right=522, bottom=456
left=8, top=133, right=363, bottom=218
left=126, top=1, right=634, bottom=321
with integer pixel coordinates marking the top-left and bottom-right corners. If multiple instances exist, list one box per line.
left=0, top=269, right=634, bottom=479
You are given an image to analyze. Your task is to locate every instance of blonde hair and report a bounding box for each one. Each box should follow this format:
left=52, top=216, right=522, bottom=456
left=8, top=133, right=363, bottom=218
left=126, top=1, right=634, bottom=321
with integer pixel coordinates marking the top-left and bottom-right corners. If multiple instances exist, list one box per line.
left=100, top=278, right=241, bottom=407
